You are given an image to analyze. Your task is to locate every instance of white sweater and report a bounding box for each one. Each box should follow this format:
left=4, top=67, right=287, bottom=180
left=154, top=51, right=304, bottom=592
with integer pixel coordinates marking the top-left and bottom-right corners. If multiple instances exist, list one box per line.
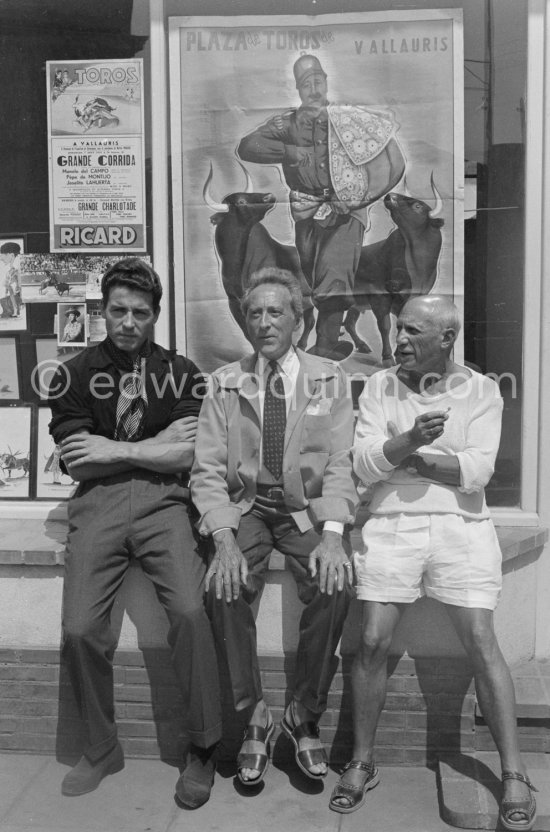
left=353, top=366, right=503, bottom=519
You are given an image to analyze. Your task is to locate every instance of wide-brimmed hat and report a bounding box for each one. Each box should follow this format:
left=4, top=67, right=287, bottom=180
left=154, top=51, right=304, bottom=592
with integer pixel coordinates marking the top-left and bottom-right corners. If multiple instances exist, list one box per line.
left=65, top=307, right=81, bottom=318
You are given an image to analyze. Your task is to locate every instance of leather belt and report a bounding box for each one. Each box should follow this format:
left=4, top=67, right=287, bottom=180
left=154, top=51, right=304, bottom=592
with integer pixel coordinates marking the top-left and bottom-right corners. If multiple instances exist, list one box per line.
left=256, top=483, right=285, bottom=502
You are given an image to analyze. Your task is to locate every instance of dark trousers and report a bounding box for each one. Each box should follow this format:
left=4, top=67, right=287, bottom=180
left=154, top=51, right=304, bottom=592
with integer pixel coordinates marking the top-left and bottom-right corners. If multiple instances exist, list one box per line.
left=62, top=471, right=222, bottom=762
left=206, top=505, right=353, bottom=715
left=295, top=215, right=364, bottom=310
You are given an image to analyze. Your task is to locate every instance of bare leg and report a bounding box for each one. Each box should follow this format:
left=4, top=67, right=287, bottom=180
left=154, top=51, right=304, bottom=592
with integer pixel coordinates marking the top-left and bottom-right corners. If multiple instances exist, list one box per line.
left=336, top=601, right=404, bottom=796
left=445, top=606, right=532, bottom=820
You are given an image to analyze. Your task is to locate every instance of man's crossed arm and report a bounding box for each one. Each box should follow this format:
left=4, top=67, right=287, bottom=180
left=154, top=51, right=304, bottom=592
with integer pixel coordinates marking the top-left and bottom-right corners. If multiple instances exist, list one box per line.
left=59, top=416, right=198, bottom=482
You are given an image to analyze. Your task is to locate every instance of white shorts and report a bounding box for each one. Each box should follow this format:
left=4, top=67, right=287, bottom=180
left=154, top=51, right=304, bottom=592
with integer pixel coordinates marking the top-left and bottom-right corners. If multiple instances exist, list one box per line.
left=353, top=513, right=502, bottom=610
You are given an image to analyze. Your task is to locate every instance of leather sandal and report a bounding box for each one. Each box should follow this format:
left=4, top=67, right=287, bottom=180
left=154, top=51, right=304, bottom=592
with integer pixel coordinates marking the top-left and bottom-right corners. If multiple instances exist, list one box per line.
left=237, top=714, right=275, bottom=786
left=500, top=770, right=538, bottom=831
left=329, top=759, right=379, bottom=814
left=280, top=702, right=328, bottom=780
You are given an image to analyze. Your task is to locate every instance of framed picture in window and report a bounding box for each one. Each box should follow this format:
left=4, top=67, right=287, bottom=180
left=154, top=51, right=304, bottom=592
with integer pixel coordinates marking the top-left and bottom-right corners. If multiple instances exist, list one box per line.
left=33, top=338, right=83, bottom=400
left=57, top=302, right=87, bottom=347
left=0, top=403, right=33, bottom=499
left=0, top=337, right=20, bottom=400
left=36, top=406, right=76, bottom=499
left=0, top=234, right=27, bottom=331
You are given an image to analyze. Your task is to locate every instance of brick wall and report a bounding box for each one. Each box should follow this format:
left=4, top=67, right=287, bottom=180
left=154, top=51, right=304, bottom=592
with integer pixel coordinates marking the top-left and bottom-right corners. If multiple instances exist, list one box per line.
left=0, top=647, right=476, bottom=766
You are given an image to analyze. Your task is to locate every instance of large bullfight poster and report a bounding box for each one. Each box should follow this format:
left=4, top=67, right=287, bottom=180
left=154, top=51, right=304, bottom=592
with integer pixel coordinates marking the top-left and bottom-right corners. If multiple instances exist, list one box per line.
left=169, top=11, right=464, bottom=375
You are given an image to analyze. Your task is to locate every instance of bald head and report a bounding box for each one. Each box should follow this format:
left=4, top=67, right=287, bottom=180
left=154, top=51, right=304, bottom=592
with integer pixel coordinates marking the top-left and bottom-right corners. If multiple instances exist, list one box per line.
left=395, top=295, right=460, bottom=374
left=401, top=295, right=461, bottom=341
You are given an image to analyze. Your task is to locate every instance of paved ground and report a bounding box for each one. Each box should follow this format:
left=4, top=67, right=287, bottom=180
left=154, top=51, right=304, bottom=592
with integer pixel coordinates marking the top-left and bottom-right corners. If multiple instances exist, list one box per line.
left=0, top=753, right=456, bottom=832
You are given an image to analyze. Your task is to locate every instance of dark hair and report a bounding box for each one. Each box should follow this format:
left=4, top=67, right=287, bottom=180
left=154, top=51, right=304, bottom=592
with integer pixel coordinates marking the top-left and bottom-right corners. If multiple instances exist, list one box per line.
left=241, top=268, right=303, bottom=321
left=0, top=242, right=21, bottom=256
left=101, top=258, right=162, bottom=311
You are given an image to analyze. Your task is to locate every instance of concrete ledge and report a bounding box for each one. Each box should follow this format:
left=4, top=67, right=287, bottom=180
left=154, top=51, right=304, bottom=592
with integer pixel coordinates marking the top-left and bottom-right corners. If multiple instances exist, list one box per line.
left=0, top=518, right=546, bottom=567
left=0, top=648, right=476, bottom=764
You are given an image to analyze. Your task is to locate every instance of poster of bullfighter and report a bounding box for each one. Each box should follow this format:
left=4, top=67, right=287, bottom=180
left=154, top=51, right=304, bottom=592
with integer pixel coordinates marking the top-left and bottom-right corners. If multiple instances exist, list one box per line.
left=169, top=10, right=463, bottom=375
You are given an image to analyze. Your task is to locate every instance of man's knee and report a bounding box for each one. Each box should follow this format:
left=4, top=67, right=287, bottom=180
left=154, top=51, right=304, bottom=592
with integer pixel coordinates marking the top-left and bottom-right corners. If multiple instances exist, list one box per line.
left=358, top=624, right=394, bottom=664
left=62, top=615, right=107, bottom=650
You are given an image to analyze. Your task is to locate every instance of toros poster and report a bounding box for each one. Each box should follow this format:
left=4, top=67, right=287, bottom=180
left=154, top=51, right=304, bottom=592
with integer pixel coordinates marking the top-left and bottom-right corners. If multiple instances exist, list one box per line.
left=47, top=59, right=146, bottom=253
left=169, top=11, right=464, bottom=374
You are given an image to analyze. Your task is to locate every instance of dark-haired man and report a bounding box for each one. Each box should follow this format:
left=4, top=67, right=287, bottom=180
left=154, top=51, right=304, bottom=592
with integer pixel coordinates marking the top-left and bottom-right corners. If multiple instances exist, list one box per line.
left=49, top=258, right=221, bottom=806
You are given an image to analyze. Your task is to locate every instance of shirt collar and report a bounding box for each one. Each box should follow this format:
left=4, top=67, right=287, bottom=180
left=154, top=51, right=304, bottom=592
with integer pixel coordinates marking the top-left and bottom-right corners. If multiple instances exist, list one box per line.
left=256, top=347, right=298, bottom=379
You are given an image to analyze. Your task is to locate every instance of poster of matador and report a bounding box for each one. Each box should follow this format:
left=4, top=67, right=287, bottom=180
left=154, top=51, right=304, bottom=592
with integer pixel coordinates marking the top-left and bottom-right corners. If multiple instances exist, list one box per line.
left=170, top=10, right=463, bottom=375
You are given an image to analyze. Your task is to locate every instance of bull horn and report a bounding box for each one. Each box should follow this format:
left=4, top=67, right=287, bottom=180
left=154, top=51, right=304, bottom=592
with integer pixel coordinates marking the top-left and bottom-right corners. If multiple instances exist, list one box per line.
left=238, top=160, right=254, bottom=194
left=203, top=163, right=228, bottom=213
left=402, top=174, right=413, bottom=197
left=429, top=172, right=443, bottom=218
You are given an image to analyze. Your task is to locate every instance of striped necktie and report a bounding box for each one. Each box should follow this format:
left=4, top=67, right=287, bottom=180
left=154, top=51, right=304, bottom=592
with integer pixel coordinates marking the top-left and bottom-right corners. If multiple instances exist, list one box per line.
left=262, top=360, right=286, bottom=480
left=115, top=356, right=147, bottom=441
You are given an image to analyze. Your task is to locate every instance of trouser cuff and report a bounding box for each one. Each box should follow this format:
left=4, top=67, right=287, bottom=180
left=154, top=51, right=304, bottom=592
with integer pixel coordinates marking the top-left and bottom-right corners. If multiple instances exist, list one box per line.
left=186, top=720, right=223, bottom=750
left=85, top=731, right=119, bottom=763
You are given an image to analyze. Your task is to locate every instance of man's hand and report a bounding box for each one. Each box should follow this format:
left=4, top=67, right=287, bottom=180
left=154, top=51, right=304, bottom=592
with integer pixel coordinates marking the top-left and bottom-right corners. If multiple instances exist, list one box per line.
left=206, top=529, right=248, bottom=603
left=59, top=433, right=126, bottom=466
left=156, top=416, right=197, bottom=444
left=308, top=530, right=351, bottom=595
left=409, top=409, right=450, bottom=446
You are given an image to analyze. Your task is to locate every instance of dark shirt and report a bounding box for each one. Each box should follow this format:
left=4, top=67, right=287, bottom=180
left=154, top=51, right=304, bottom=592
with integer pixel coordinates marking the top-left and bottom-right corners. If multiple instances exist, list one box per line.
left=238, top=106, right=331, bottom=195
left=48, top=338, right=204, bottom=446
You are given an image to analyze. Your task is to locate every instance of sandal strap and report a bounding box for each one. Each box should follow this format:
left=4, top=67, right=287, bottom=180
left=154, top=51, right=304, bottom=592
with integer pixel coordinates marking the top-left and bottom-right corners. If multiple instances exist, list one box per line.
left=502, top=770, right=538, bottom=792
left=343, top=759, right=376, bottom=775
left=297, top=746, right=328, bottom=770
left=291, top=720, right=320, bottom=742
left=243, top=721, right=272, bottom=743
left=237, top=751, right=268, bottom=770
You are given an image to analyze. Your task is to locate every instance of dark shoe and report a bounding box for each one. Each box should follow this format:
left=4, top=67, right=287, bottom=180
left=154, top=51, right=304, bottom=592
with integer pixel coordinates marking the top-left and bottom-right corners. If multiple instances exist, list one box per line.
left=237, top=712, right=274, bottom=786
left=280, top=702, right=328, bottom=780
left=329, top=759, right=379, bottom=813
left=500, top=770, right=538, bottom=831
left=61, top=742, right=124, bottom=796
left=176, top=744, right=217, bottom=809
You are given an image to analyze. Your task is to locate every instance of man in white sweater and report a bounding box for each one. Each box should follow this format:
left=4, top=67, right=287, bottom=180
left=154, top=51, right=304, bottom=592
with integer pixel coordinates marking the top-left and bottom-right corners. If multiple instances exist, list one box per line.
left=329, top=296, right=537, bottom=832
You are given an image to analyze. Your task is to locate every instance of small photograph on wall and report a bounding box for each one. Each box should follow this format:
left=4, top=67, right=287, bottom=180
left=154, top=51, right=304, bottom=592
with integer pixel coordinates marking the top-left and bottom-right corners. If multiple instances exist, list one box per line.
left=0, top=338, right=19, bottom=399
left=57, top=302, right=87, bottom=347
left=0, top=404, right=32, bottom=498
left=19, top=253, right=87, bottom=304
left=34, top=338, right=84, bottom=400
left=87, top=299, right=106, bottom=342
left=36, top=407, right=76, bottom=499
left=0, top=235, right=27, bottom=331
